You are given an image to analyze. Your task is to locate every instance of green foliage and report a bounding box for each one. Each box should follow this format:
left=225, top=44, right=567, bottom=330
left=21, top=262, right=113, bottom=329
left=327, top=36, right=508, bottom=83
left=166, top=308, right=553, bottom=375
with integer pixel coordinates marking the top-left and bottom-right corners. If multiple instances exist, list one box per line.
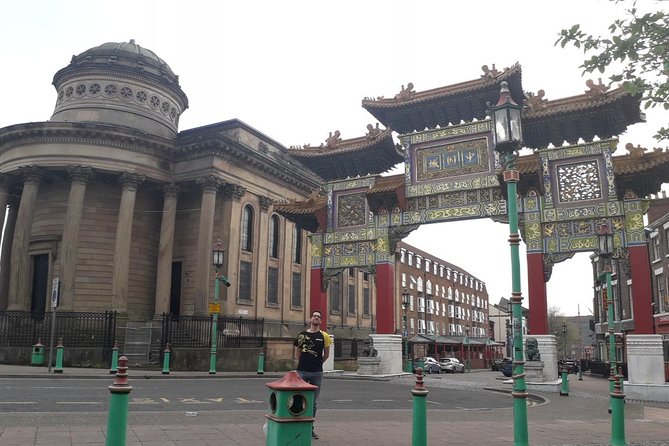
left=556, top=1, right=669, bottom=141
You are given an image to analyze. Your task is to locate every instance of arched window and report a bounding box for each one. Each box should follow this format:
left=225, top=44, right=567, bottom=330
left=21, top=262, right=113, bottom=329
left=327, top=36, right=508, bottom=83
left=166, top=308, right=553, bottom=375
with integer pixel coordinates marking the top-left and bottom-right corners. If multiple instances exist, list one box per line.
left=292, top=225, right=302, bottom=264
left=269, top=215, right=280, bottom=258
left=241, top=205, right=254, bottom=252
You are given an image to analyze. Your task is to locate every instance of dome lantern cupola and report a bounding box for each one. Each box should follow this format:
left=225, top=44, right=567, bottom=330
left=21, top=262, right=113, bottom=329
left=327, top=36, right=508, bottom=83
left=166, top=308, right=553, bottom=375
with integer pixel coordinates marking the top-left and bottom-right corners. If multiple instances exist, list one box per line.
left=51, top=40, right=189, bottom=139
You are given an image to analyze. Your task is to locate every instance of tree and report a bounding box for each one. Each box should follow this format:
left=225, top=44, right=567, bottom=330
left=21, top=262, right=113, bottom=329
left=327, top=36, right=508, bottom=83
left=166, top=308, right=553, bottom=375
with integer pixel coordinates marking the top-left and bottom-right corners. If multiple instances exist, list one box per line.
left=556, top=1, right=669, bottom=141
left=547, top=306, right=580, bottom=359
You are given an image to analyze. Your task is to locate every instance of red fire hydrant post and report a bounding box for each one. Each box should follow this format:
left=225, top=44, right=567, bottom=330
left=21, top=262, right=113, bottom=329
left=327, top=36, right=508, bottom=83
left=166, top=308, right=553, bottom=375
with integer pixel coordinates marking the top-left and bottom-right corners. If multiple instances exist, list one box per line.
left=105, top=356, right=133, bottom=446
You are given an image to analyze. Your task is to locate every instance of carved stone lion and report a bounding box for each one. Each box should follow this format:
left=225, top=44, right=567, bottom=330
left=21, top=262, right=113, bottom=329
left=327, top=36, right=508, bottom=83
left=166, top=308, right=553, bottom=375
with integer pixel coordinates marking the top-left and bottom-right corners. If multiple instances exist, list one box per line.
left=360, top=338, right=378, bottom=357
left=525, top=337, right=541, bottom=361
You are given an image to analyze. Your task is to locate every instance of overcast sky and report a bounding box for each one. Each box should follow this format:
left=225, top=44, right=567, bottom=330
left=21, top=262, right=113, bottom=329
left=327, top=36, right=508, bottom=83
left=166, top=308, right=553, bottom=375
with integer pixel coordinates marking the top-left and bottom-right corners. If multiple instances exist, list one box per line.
left=1, top=0, right=667, bottom=316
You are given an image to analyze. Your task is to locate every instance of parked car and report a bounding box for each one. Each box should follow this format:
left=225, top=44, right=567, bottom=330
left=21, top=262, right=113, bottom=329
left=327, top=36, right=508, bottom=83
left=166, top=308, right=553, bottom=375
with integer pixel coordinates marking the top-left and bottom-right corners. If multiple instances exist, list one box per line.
left=439, top=357, right=465, bottom=373
left=558, top=359, right=576, bottom=373
left=413, top=357, right=441, bottom=374
left=491, top=358, right=512, bottom=371
left=500, top=360, right=513, bottom=377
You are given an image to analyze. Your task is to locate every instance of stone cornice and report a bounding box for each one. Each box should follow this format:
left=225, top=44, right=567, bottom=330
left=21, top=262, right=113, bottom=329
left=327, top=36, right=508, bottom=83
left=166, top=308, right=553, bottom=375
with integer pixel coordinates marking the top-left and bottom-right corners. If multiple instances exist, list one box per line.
left=0, top=122, right=176, bottom=161
left=177, top=135, right=318, bottom=195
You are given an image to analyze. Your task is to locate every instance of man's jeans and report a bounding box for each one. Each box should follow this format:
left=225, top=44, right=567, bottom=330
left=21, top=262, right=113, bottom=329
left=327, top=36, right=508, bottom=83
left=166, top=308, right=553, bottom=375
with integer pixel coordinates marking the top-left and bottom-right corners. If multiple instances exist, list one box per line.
left=297, top=370, right=323, bottom=418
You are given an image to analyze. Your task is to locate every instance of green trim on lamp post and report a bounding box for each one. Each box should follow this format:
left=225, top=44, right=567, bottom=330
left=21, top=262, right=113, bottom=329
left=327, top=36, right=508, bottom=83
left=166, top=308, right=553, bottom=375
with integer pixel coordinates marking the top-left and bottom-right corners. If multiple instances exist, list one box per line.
left=597, top=222, right=626, bottom=444
left=491, top=81, right=528, bottom=446
left=402, top=290, right=411, bottom=373
left=209, top=240, right=227, bottom=375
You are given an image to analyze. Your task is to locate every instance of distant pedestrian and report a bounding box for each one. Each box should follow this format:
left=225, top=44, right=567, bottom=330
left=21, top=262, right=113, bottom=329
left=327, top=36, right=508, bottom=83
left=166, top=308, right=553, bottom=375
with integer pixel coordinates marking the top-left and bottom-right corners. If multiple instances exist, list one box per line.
left=294, top=310, right=332, bottom=440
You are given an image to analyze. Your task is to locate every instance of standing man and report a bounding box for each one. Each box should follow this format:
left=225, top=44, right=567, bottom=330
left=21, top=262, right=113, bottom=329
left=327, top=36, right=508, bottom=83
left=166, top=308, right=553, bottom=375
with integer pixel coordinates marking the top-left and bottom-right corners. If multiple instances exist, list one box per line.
left=294, top=310, right=331, bottom=440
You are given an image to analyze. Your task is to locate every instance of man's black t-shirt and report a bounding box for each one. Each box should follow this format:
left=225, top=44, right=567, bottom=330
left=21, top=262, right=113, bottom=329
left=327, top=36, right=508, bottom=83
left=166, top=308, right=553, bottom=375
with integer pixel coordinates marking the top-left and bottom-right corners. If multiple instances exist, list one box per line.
left=294, top=330, right=331, bottom=372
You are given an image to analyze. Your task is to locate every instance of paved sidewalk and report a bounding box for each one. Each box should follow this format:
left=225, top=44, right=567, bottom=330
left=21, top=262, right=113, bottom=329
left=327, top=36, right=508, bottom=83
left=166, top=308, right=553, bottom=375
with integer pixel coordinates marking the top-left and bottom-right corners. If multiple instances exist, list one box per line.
left=1, top=365, right=668, bottom=445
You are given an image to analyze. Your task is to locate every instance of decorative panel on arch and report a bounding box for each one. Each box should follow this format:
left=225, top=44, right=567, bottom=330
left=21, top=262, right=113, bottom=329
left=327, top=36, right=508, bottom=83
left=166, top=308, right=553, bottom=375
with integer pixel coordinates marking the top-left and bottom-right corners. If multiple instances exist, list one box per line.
left=400, top=120, right=499, bottom=198
left=540, top=139, right=618, bottom=210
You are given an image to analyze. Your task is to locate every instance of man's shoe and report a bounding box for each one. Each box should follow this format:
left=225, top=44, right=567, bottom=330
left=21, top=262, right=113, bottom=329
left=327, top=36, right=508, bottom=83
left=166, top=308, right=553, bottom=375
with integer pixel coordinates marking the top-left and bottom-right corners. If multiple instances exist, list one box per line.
left=311, top=430, right=319, bottom=439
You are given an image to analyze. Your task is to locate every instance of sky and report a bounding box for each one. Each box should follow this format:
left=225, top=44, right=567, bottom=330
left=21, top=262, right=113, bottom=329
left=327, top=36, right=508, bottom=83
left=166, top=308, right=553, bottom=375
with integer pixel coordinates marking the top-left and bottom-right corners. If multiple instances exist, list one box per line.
left=1, top=0, right=667, bottom=317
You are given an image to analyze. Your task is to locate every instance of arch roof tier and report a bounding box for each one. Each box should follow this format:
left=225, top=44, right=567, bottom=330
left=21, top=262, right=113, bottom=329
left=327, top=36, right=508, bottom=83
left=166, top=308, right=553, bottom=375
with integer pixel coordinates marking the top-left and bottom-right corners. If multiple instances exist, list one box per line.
left=361, top=64, right=643, bottom=150
left=287, top=127, right=402, bottom=180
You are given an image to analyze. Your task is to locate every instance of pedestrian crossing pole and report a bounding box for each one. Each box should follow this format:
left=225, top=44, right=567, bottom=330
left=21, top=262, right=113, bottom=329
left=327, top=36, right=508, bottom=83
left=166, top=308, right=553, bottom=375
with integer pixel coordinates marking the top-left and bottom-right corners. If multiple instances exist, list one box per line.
left=109, top=340, right=119, bottom=374
left=162, top=343, right=171, bottom=375
left=53, top=337, right=64, bottom=373
left=411, top=368, right=428, bottom=446
left=106, top=356, right=133, bottom=446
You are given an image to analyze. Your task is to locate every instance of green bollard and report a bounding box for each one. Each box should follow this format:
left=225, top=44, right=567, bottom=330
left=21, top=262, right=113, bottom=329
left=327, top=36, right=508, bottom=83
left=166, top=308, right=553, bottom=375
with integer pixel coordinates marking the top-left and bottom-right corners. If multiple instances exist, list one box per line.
left=162, top=343, right=171, bottom=375
left=560, top=368, right=569, bottom=396
left=257, top=347, right=265, bottom=375
left=109, top=340, right=119, bottom=374
left=54, top=338, right=64, bottom=374
left=411, top=368, right=428, bottom=446
left=31, top=338, right=45, bottom=366
left=265, top=371, right=316, bottom=446
left=105, top=356, right=133, bottom=446
left=610, top=375, right=626, bottom=446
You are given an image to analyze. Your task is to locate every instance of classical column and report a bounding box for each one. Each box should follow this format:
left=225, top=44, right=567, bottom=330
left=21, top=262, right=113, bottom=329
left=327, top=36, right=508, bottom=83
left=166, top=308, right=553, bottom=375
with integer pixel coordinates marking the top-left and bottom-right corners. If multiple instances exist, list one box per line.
left=194, top=176, right=223, bottom=314
left=111, top=173, right=144, bottom=313
left=375, top=262, right=395, bottom=334
left=527, top=252, right=548, bottom=334
left=628, top=245, right=654, bottom=334
left=58, top=166, right=94, bottom=310
left=219, top=184, right=246, bottom=309
left=0, top=197, right=18, bottom=310
left=154, top=183, right=180, bottom=316
left=8, top=166, right=42, bottom=310
left=0, top=175, right=10, bottom=234
left=310, top=267, right=327, bottom=329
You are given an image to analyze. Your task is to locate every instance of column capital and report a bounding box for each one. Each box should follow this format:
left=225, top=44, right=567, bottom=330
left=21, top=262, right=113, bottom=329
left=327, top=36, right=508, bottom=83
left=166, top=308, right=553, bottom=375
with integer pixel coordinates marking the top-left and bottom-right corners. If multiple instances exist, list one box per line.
left=222, top=184, right=247, bottom=201
left=259, top=196, right=272, bottom=211
left=18, top=166, right=43, bottom=185
left=67, top=165, right=94, bottom=185
left=119, top=172, right=145, bottom=191
left=196, top=175, right=223, bottom=193
left=162, top=182, right=181, bottom=198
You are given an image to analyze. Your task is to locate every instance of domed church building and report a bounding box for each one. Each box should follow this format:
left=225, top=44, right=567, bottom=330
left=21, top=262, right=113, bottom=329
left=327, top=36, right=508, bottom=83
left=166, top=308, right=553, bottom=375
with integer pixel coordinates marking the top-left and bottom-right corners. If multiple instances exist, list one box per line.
left=0, top=41, right=393, bottom=367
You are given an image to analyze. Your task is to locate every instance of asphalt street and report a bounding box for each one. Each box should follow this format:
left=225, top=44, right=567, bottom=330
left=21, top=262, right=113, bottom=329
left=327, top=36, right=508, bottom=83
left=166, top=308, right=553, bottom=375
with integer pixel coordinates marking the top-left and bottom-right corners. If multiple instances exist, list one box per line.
left=1, top=366, right=668, bottom=445
left=0, top=375, right=513, bottom=413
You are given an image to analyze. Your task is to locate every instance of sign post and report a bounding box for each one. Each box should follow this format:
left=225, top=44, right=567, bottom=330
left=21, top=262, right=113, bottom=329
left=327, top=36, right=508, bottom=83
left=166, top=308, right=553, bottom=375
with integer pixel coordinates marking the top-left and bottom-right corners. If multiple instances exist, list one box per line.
left=47, top=278, right=60, bottom=373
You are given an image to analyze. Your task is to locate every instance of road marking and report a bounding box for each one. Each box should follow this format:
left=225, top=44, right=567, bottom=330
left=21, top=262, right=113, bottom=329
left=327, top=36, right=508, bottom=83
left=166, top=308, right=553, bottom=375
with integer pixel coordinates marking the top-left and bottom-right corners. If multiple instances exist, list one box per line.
left=130, top=398, right=159, bottom=405
left=161, top=398, right=170, bottom=403
left=426, top=401, right=443, bottom=405
left=57, top=402, right=100, bottom=405
left=206, top=398, right=224, bottom=403
left=235, top=397, right=262, bottom=404
left=0, top=402, right=36, bottom=404
left=333, top=399, right=353, bottom=402
left=372, top=399, right=393, bottom=402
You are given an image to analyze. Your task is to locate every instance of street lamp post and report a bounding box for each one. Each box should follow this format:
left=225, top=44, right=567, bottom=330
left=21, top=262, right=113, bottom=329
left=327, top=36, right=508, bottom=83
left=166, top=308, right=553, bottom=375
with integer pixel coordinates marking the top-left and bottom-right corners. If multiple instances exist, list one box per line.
left=490, top=81, right=528, bottom=446
left=209, top=240, right=230, bottom=374
left=465, top=324, right=471, bottom=372
left=561, top=322, right=567, bottom=362
left=402, top=290, right=411, bottom=372
left=597, top=222, right=627, bottom=445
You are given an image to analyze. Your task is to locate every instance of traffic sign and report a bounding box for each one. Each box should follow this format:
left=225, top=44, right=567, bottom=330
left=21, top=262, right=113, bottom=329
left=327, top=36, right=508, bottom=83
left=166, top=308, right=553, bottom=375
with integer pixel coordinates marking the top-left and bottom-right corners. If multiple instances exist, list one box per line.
left=209, top=303, right=220, bottom=313
left=51, top=278, right=60, bottom=308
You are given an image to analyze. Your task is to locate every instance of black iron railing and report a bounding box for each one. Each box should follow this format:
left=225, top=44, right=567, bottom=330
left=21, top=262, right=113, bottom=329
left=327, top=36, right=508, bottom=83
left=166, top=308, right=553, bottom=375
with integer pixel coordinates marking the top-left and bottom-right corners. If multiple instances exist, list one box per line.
left=0, top=311, right=116, bottom=351
left=160, top=314, right=264, bottom=349
left=334, top=338, right=364, bottom=359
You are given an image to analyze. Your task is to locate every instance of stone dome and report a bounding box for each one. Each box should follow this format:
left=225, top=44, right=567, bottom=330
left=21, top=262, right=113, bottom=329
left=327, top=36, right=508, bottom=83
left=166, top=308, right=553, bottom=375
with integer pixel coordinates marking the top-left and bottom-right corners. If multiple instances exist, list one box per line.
left=51, top=40, right=189, bottom=138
